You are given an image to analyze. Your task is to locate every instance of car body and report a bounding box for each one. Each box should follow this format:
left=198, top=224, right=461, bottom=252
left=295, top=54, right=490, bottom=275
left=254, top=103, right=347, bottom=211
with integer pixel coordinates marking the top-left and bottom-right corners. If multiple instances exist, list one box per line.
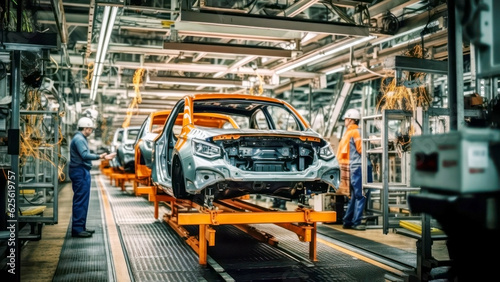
left=110, top=128, right=124, bottom=152
left=108, top=128, right=124, bottom=170
left=135, top=110, right=171, bottom=185
left=115, top=126, right=141, bottom=173
left=151, top=93, right=339, bottom=207
left=135, top=110, right=236, bottom=185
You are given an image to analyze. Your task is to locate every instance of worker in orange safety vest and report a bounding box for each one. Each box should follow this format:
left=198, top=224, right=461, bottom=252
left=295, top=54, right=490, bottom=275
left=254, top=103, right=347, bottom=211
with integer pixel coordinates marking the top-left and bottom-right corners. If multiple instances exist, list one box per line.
left=336, top=108, right=372, bottom=231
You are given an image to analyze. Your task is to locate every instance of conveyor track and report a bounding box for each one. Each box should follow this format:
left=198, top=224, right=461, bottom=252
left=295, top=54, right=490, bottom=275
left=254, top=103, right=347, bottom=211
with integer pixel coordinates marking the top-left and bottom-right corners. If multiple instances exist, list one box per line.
left=91, top=174, right=412, bottom=281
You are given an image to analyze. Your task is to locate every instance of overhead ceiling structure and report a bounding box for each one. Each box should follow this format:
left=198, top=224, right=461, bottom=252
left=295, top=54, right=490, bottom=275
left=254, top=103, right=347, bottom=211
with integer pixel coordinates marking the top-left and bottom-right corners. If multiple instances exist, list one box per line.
left=32, top=0, right=449, bottom=134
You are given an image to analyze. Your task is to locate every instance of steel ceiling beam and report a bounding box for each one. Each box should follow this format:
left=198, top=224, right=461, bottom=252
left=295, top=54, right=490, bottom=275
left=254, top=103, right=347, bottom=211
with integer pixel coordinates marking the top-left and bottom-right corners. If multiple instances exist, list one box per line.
left=49, top=0, right=68, bottom=44
left=147, top=75, right=245, bottom=88
left=180, top=11, right=369, bottom=36
left=384, top=56, right=448, bottom=75
left=100, top=88, right=199, bottom=97
left=85, top=0, right=96, bottom=60
left=146, top=75, right=280, bottom=90
left=324, top=82, right=354, bottom=136
left=77, top=42, right=240, bottom=60
left=275, top=0, right=320, bottom=17
left=111, top=60, right=313, bottom=78
left=37, top=11, right=89, bottom=26
left=173, top=22, right=301, bottom=42
left=163, top=42, right=295, bottom=58
left=0, top=32, right=58, bottom=51
left=369, top=0, right=421, bottom=19
left=213, top=56, right=257, bottom=78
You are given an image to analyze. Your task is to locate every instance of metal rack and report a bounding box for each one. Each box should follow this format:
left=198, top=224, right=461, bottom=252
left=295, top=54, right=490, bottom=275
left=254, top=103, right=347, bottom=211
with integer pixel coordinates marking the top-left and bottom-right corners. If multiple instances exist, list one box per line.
left=17, top=110, right=60, bottom=237
left=361, top=109, right=421, bottom=234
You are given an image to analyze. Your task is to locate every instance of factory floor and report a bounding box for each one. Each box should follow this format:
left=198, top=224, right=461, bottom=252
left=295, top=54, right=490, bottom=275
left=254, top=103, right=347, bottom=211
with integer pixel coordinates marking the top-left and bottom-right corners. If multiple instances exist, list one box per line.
left=14, top=170, right=452, bottom=282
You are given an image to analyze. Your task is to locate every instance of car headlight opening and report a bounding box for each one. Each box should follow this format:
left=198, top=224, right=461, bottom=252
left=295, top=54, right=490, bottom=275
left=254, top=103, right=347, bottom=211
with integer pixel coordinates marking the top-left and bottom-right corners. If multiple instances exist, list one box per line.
left=319, top=144, right=335, bottom=160
left=192, top=139, right=222, bottom=159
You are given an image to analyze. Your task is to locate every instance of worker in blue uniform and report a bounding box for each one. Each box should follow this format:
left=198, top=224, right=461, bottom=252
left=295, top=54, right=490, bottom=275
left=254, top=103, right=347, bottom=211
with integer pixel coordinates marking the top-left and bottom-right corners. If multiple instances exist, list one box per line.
left=69, top=117, right=112, bottom=238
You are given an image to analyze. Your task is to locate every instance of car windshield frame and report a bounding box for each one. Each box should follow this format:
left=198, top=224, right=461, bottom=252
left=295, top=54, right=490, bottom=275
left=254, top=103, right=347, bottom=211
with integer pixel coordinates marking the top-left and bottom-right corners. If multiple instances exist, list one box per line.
left=192, top=98, right=306, bottom=132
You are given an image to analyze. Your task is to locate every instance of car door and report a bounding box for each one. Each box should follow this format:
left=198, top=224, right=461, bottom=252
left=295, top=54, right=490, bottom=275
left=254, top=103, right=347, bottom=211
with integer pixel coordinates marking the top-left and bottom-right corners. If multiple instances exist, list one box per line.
left=152, top=99, right=184, bottom=191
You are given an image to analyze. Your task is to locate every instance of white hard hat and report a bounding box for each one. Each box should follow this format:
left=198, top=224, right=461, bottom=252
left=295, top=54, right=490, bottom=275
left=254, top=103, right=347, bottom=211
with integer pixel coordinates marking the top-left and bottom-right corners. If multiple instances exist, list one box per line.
left=83, top=108, right=99, bottom=120
left=77, top=117, right=95, bottom=128
left=343, top=109, right=361, bottom=120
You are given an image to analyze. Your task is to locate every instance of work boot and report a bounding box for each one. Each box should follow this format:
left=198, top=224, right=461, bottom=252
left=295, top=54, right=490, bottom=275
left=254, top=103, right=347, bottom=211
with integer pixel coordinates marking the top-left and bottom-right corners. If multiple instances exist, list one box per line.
left=352, top=224, right=366, bottom=231
left=72, top=231, right=93, bottom=238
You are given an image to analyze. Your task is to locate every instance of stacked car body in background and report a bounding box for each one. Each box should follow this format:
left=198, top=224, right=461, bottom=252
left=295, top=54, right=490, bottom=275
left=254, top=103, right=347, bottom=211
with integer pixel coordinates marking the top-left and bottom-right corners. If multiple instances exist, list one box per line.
left=108, top=128, right=124, bottom=170
left=134, top=110, right=171, bottom=186
left=108, top=126, right=140, bottom=173
left=116, top=126, right=140, bottom=173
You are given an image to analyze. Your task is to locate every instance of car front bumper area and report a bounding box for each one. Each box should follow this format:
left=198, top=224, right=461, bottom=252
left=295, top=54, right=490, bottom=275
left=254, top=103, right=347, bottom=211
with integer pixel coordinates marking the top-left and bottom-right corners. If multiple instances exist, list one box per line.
left=184, top=156, right=339, bottom=199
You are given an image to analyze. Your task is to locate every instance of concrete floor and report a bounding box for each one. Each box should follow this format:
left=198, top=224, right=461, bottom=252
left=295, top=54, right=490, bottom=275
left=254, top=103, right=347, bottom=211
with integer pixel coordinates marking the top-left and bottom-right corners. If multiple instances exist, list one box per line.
left=20, top=182, right=73, bottom=282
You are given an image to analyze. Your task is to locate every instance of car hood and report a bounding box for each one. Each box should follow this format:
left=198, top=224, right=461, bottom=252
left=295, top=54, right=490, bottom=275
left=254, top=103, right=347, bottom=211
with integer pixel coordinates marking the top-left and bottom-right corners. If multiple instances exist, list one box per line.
left=191, top=127, right=325, bottom=143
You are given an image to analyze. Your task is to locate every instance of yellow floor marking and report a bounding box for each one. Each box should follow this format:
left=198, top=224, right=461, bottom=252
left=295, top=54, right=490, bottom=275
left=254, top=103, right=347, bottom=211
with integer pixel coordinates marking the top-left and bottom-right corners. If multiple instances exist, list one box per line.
left=317, top=237, right=406, bottom=277
left=98, top=176, right=132, bottom=282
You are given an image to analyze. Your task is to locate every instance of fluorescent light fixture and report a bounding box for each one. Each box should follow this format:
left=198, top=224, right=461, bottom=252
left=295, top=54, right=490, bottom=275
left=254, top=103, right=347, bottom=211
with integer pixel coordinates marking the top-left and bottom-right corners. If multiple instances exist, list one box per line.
left=276, top=36, right=376, bottom=75
left=325, top=66, right=346, bottom=75
left=90, top=6, right=118, bottom=102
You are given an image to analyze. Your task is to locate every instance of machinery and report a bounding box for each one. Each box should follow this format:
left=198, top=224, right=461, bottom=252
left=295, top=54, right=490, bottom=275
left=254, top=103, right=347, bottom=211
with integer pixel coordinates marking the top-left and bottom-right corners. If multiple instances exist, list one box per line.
left=408, top=1, right=500, bottom=280
left=409, top=129, right=500, bottom=281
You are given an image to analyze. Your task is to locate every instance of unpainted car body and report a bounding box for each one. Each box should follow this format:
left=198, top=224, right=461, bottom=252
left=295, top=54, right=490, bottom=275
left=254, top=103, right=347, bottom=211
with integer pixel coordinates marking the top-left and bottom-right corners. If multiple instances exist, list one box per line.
left=151, top=93, right=339, bottom=207
left=108, top=128, right=124, bottom=170
left=115, top=126, right=140, bottom=173
left=135, top=110, right=171, bottom=185
left=135, top=111, right=235, bottom=185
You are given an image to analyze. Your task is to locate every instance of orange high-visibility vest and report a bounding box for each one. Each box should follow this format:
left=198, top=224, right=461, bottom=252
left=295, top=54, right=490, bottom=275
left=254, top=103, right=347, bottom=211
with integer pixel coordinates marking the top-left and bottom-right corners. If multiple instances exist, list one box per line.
left=336, top=123, right=362, bottom=195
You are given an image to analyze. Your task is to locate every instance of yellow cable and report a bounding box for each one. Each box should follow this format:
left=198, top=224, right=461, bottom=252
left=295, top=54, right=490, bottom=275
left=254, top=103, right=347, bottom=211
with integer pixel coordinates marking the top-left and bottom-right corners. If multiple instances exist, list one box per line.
left=85, top=63, right=94, bottom=89
left=122, top=68, right=145, bottom=128
left=375, top=45, right=433, bottom=146
left=19, top=88, right=67, bottom=181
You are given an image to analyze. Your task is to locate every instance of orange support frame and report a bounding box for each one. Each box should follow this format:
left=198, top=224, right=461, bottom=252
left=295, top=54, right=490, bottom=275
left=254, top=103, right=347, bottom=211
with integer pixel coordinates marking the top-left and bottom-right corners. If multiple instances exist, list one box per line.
left=133, top=181, right=154, bottom=197
left=155, top=195, right=336, bottom=265
left=110, top=173, right=135, bottom=191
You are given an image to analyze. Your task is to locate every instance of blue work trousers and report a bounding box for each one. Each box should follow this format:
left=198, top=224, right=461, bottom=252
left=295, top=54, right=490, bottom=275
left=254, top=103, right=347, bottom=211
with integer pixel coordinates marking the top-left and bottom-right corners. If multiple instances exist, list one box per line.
left=342, top=184, right=366, bottom=227
left=69, top=166, right=91, bottom=234
left=343, top=162, right=372, bottom=227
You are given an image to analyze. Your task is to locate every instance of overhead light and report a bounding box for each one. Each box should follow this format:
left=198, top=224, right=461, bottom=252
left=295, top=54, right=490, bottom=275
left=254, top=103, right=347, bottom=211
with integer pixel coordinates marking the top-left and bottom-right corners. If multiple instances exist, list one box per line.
left=90, top=5, right=118, bottom=102
left=276, top=36, right=376, bottom=75
left=325, top=66, right=346, bottom=75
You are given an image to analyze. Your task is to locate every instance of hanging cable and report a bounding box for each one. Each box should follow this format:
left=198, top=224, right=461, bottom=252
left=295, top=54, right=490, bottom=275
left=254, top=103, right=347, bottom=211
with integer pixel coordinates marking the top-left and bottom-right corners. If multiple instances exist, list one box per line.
left=122, top=68, right=145, bottom=128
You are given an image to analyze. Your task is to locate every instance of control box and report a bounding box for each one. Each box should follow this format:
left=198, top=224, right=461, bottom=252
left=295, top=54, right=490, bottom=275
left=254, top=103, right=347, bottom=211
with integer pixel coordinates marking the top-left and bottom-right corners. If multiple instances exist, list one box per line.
left=411, top=128, right=500, bottom=193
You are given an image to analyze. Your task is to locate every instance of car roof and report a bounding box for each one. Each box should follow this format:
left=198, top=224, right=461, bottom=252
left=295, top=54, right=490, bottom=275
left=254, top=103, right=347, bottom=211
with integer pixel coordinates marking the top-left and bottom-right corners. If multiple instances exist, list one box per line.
left=150, top=110, right=171, bottom=128
left=190, top=93, right=286, bottom=103
left=184, top=93, right=308, bottom=127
